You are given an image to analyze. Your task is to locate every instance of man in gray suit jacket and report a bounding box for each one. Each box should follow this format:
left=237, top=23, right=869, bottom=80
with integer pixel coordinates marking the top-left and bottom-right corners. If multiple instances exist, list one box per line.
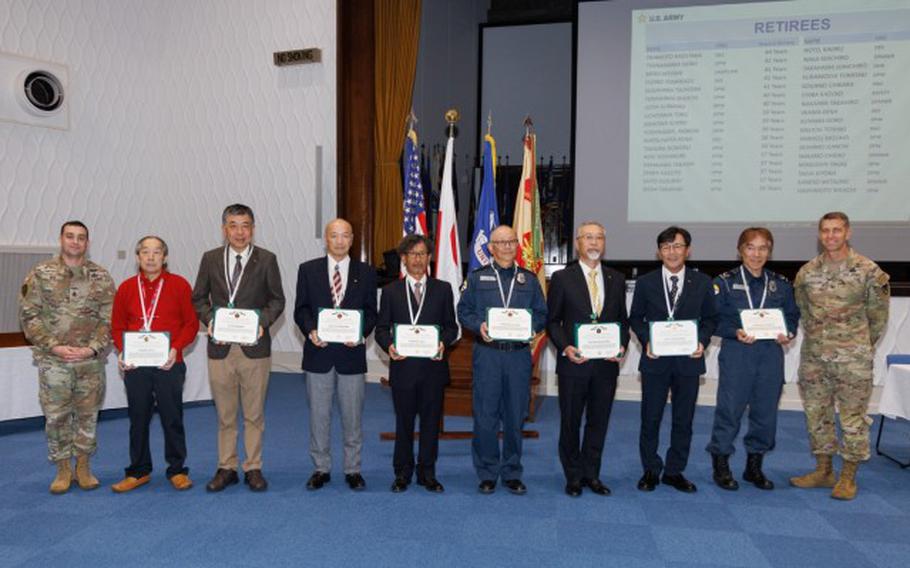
left=192, top=204, right=285, bottom=493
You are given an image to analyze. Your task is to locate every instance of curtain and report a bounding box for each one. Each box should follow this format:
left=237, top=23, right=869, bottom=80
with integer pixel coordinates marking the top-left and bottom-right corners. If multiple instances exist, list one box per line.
left=373, top=0, right=422, bottom=264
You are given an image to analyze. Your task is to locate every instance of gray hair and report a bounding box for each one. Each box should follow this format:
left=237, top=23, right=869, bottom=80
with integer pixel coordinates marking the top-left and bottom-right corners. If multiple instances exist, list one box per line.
left=221, top=203, right=255, bottom=225
left=575, top=221, right=606, bottom=238
left=135, top=235, right=169, bottom=268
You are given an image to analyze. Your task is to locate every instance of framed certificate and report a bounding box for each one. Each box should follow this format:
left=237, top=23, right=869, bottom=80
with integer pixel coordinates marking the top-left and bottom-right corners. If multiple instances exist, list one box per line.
left=394, top=324, right=440, bottom=358
left=649, top=319, right=698, bottom=357
left=574, top=322, right=621, bottom=359
left=213, top=308, right=260, bottom=345
left=317, top=308, right=364, bottom=344
left=740, top=308, right=787, bottom=340
left=123, top=331, right=170, bottom=367
left=486, top=307, right=532, bottom=342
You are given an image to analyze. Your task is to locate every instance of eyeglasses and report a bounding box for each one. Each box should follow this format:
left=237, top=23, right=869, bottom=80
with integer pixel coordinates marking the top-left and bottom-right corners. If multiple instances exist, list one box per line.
left=659, top=243, right=687, bottom=252
left=406, top=251, right=428, bottom=258
left=491, top=239, right=518, bottom=247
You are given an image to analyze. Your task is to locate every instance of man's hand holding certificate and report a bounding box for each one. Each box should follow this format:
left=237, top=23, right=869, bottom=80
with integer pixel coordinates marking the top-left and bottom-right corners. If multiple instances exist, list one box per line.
left=739, top=308, right=787, bottom=340
left=486, top=307, right=532, bottom=342
left=213, top=308, right=260, bottom=345
left=649, top=319, right=699, bottom=357
left=317, top=308, right=363, bottom=344
left=122, top=331, right=171, bottom=367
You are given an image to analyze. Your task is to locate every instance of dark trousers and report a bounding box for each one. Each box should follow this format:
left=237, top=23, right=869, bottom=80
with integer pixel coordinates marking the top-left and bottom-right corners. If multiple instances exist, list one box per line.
left=391, top=377, right=446, bottom=480
left=558, top=372, right=617, bottom=483
left=124, top=363, right=188, bottom=478
left=639, top=369, right=699, bottom=476
left=472, top=345, right=532, bottom=482
left=707, top=343, right=784, bottom=457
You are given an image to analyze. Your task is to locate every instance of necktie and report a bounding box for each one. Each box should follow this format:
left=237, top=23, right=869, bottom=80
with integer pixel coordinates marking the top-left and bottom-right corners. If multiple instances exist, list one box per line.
left=413, top=281, right=423, bottom=305
left=332, top=264, right=343, bottom=307
left=230, top=254, right=242, bottom=293
left=669, top=275, right=679, bottom=310
left=588, top=270, right=601, bottom=316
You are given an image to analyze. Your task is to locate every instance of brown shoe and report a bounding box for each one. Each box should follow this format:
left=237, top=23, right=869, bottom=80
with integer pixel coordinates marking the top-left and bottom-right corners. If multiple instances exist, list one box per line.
left=244, top=469, right=268, bottom=492
left=111, top=474, right=151, bottom=493
left=170, top=473, right=194, bottom=491
left=75, top=454, right=100, bottom=490
left=205, top=468, right=239, bottom=492
left=831, top=460, right=859, bottom=500
left=50, top=459, right=73, bottom=495
left=790, top=455, right=836, bottom=489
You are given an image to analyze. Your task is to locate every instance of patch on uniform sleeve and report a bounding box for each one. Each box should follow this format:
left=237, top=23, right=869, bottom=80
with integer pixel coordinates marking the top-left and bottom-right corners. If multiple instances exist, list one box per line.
left=460, top=279, right=469, bottom=293
left=713, top=283, right=720, bottom=295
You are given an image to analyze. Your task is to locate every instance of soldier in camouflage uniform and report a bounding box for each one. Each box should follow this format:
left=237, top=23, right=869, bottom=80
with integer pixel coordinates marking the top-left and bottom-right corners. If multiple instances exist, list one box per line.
left=18, top=221, right=115, bottom=494
left=790, top=212, right=890, bottom=500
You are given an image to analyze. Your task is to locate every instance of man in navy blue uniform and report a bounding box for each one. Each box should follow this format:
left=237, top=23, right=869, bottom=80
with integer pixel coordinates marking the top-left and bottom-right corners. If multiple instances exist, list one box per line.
left=457, top=225, right=547, bottom=495
left=630, top=226, right=718, bottom=493
left=706, top=227, right=799, bottom=491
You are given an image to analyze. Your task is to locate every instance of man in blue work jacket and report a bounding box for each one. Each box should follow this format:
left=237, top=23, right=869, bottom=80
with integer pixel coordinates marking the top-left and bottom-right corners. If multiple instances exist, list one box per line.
left=707, top=227, right=799, bottom=491
left=457, top=225, right=547, bottom=495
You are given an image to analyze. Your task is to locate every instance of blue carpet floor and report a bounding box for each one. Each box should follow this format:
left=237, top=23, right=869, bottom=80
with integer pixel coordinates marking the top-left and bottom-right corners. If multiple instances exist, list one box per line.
left=1, top=372, right=910, bottom=568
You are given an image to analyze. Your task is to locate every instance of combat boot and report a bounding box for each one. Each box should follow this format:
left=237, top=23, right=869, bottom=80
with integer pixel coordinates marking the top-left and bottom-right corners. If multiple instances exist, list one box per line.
left=831, top=460, right=859, bottom=500
left=75, top=454, right=100, bottom=490
left=789, top=454, right=836, bottom=488
left=50, top=459, right=73, bottom=495
left=711, top=454, right=739, bottom=490
left=743, top=453, right=774, bottom=490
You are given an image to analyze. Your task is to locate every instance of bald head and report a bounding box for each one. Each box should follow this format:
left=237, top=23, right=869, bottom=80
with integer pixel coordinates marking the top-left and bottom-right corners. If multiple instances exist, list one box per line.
left=489, top=225, right=518, bottom=267
left=325, top=218, right=354, bottom=261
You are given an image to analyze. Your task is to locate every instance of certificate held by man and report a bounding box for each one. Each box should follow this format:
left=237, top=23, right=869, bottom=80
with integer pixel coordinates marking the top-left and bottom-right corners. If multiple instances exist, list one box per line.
left=486, top=307, right=532, bottom=342
left=649, top=319, right=698, bottom=356
left=740, top=308, right=787, bottom=340
left=122, top=331, right=171, bottom=367
left=394, top=324, right=440, bottom=358
left=213, top=307, right=260, bottom=345
left=317, top=308, right=363, bottom=344
left=575, top=322, right=621, bottom=359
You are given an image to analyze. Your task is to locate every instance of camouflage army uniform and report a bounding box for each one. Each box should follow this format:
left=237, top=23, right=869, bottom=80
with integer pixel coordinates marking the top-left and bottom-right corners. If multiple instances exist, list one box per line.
left=19, top=256, right=115, bottom=462
left=794, top=249, right=890, bottom=462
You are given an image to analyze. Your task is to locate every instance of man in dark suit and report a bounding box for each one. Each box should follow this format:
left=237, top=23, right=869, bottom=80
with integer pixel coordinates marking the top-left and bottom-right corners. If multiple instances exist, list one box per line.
left=375, top=235, right=459, bottom=493
left=294, top=218, right=377, bottom=491
left=192, top=204, right=286, bottom=493
left=547, top=222, right=629, bottom=497
left=629, top=226, right=717, bottom=493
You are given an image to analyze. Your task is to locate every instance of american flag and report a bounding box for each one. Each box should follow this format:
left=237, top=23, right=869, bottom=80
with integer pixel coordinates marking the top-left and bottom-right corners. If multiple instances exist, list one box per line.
left=403, top=127, right=428, bottom=237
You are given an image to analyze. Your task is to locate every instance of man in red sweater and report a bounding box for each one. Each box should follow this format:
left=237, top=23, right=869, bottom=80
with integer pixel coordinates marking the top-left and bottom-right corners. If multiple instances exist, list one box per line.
left=110, top=236, right=199, bottom=492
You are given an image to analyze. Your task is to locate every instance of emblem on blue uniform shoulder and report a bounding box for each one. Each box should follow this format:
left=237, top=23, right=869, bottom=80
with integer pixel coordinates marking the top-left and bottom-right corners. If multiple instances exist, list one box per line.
left=713, top=283, right=720, bottom=295
left=516, top=272, right=526, bottom=284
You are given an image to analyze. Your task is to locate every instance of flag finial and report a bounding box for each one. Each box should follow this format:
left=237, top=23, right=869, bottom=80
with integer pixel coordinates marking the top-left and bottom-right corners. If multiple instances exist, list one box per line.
left=445, top=108, right=459, bottom=137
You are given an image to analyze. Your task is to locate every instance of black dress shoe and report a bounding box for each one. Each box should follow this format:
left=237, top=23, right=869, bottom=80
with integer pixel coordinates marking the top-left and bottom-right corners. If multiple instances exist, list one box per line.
left=565, top=481, right=583, bottom=497
left=504, top=479, right=527, bottom=495
left=583, top=478, right=612, bottom=496
left=422, top=478, right=445, bottom=493
left=478, top=480, right=496, bottom=494
left=390, top=476, right=409, bottom=493
left=306, top=471, right=331, bottom=491
left=637, top=471, right=659, bottom=492
left=205, top=468, right=239, bottom=492
left=662, top=473, right=697, bottom=493
left=345, top=473, right=366, bottom=491
left=244, top=469, right=268, bottom=492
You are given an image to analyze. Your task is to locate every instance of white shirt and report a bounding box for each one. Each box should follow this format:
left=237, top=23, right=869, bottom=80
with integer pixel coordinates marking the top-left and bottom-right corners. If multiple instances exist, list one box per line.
left=661, top=265, right=686, bottom=307
left=327, top=255, right=351, bottom=299
left=579, top=261, right=605, bottom=315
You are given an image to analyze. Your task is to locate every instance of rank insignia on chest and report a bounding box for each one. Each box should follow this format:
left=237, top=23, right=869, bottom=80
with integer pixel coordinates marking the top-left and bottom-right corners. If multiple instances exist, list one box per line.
left=769, top=280, right=777, bottom=293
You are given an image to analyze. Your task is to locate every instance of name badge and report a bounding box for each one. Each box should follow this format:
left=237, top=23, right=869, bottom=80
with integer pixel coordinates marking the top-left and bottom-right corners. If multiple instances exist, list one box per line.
left=479, top=275, right=496, bottom=282
left=732, top=284, right=747, bottom=291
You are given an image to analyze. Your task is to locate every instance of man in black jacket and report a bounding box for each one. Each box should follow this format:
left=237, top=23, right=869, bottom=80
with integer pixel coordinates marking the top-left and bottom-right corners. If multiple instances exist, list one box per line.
left=375, top=235, right=459, bottom=493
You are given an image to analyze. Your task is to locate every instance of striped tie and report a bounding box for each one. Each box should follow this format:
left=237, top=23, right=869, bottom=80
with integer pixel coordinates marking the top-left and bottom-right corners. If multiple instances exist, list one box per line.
left=332, top=264, right=343, bottom=307
left=229, top=254, right=242, bottom=294
left=413, top=281, right=423, bottom=305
